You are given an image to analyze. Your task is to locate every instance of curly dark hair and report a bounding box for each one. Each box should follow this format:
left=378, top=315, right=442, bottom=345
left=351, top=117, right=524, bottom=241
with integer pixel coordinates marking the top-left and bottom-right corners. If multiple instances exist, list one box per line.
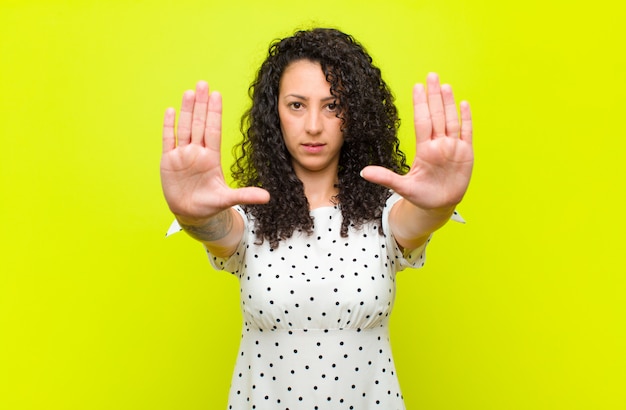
left=231, top=27, right=409, bottom=248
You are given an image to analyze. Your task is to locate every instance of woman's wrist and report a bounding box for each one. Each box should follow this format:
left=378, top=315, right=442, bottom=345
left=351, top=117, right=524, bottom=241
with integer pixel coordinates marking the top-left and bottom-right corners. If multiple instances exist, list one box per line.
left=176, top=209, right=234, bottom=243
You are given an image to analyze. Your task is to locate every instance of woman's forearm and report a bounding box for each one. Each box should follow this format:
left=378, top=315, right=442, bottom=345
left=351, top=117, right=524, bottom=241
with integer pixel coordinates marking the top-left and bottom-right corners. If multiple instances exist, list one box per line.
left=389, top=198, right=456, bottom=251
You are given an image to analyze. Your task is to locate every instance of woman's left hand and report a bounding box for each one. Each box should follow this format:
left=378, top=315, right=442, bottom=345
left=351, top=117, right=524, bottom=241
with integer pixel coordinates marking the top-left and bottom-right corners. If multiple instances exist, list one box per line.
left=361, top=72, right=473, bottom=212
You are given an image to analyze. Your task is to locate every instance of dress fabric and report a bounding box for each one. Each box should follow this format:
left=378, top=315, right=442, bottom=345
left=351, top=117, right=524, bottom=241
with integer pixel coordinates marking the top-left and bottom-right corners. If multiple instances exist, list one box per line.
left=208, top=194, right=428, bottom=410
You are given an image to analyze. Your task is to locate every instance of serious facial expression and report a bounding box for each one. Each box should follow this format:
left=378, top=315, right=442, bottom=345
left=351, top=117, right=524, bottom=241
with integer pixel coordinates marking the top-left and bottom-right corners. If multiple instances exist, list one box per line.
left=278, top=59, right=344, bottom=178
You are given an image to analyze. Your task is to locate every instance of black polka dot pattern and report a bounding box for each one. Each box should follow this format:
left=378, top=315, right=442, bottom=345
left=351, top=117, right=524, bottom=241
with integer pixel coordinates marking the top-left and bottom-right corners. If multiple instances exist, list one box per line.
left=209, top=194, right=428, bottom=410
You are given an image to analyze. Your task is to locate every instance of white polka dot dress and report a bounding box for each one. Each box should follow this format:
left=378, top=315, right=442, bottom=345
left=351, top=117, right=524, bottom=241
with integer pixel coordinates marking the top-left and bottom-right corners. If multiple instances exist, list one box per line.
left=208, top=193, right=429, bottom=410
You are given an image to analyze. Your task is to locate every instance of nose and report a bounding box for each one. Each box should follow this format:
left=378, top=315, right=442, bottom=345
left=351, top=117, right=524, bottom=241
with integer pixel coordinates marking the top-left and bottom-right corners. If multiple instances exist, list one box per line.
left=304, top=109, right=322, bottom=135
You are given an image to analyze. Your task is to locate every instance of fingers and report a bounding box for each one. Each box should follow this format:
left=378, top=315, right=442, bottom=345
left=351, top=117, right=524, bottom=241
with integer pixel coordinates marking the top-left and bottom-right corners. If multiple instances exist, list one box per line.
left=162, top=107, right=176, bottom=153
left=426, top=73, right=446, bottom=137
left=176, top=90, right=195, bottom=146
left=360, top=165, right=403, bottom=192
left=170, top=81, right=219, bottom=149
left=441, top=84, right=460, bottom=137
left=191, top=81, right=209, bottom=144
left=414, top=73, right=470, bottom=141
left=204, top=91, right=223, bottom=152
left=231, top=187, right=271, bottom=206
left=413, top=83, right=432, bottom=144
left=459, top=100, right=473, bottom=143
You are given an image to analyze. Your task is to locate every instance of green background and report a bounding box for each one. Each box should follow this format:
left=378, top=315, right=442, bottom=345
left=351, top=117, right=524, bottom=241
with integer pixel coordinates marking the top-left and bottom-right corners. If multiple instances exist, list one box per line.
left=1, top=0, right=624, bottom=409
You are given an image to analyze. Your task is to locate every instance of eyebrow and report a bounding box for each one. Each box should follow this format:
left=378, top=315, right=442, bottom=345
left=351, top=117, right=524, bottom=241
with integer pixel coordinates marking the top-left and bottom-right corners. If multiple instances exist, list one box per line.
left=284, top=94, right=336, bottom=102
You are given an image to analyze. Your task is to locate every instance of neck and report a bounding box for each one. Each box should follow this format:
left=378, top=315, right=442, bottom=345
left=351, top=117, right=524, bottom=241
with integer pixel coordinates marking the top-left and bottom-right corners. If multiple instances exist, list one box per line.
left=306, top=183, right=339, bottom=210
left=295, top=168, right=339, bottom=210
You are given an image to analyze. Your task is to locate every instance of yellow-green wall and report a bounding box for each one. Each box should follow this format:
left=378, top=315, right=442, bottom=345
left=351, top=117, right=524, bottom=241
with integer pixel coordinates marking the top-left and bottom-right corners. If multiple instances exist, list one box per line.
left=1, top=0, right=624, bottom=409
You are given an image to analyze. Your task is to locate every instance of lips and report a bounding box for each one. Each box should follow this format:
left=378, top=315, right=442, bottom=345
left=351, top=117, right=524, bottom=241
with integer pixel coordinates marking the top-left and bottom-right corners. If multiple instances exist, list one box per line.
left=302, top=143, right=325, bottom=153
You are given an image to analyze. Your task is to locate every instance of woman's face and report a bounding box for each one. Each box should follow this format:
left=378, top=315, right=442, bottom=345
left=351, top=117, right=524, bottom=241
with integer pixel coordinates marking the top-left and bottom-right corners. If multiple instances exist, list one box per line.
left=278, top=59, right=344, bottom=178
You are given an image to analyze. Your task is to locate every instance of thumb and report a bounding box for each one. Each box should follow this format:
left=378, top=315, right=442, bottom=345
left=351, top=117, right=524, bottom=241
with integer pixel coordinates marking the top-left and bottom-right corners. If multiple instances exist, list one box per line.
left=229, top=187, right=271, bottom=206
left=360, top=165, right=403, bottom=191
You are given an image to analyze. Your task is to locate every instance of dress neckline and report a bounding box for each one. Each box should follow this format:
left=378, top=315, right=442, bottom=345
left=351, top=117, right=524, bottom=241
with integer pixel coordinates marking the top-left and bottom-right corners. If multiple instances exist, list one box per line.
left=309, top=205, right=340, bottom=213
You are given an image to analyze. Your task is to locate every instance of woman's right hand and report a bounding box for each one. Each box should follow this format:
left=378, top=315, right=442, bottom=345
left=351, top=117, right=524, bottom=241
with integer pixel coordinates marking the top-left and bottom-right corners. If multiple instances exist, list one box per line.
left=160, top=81, right=270, bottom=225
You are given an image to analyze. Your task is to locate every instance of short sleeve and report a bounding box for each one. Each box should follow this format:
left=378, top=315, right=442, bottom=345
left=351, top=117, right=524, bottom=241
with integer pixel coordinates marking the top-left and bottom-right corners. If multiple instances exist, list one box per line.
left=165, top=207, right=249, bottom=274
left=382, top=193, right=429, bottom=271
left=381, top=192, right=465, bottom=271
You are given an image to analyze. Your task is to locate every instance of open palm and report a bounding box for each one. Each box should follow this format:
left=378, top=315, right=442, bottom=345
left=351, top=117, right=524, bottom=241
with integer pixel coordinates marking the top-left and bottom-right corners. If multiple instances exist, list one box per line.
left=362, top=73, right=473, bottom=211
left=160, top=81, right=269, bottom=223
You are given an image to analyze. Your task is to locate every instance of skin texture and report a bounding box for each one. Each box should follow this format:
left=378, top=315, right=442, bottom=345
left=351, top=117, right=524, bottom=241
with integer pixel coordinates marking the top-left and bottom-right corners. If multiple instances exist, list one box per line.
left=277, top=60, right=344, bottom=209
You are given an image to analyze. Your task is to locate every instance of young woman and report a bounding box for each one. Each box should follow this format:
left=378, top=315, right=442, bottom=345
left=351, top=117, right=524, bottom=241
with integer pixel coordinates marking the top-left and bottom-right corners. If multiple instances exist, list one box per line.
left=161, top=28, right=473, bottom=409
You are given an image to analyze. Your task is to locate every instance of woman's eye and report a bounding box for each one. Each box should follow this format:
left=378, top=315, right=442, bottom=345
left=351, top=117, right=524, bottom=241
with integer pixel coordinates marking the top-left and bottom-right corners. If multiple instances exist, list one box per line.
left=327, top=103, right=337, bottom=111
left=289, top=102, right=303, bottom=110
